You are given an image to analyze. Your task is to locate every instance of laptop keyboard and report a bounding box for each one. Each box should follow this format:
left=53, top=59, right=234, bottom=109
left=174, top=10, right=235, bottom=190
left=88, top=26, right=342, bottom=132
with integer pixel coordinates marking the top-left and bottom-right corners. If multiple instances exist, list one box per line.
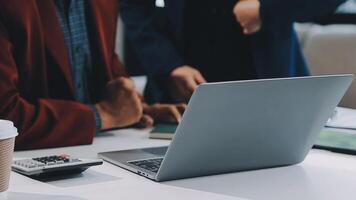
left=128, top=158, right=163, bottom=173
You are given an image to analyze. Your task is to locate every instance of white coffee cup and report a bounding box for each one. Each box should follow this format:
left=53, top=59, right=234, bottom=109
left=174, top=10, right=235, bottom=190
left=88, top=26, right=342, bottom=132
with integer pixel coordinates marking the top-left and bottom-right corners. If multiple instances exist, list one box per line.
left=0, top=120, right=18, bottom=200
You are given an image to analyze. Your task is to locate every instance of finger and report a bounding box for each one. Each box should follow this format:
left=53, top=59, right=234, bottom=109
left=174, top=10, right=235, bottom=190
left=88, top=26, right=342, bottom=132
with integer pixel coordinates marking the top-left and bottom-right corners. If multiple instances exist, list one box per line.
left=174, top=78, right=195, bottom=103
left=181, top=81, right=195, bottom=103
left=138, top=114, right=154, bottom=128
left=184, top=77, right=198, bottom=93
left=194, top=71, right=207, bottom=84
left=233, top=4, right=240, bottom=20
left=243, top=28, right=249, bottom=34
left=175, top=81, right=191, bottom=103
left=166, top=106, right=182, bottom=123
left=233, top=2, right=246, bottom=23
left=251, top=23, right=262, bottom=33
left=186, top=78, right=199, bottom=101
left=235, top=12, right=243, bottom=24
left=176, top=103, right=187, bottom=115
left=244, top=23, right=261, bottom=35
left=136, top=114, right=154, bottom=128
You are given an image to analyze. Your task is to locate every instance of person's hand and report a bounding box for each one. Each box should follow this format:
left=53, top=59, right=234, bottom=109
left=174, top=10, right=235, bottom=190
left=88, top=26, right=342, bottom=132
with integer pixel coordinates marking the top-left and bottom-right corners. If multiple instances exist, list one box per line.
left=135, top=103, right=187, bottom=128
left=233, top=0, right=262, bottom=35
left=143, top=103, right=187, bottom=124
left=95, top=77, right=143, bottom=130
left=135, top=114, right=155, bottom=129
left=169, top=66, right=206, bottom=103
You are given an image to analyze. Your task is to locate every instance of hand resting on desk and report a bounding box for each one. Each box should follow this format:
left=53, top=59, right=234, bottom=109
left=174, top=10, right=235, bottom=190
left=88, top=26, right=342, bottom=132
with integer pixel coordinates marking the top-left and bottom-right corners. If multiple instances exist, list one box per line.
left=95, top=77, right=186, bottom=130
left=95, top=77, right=143, bottom=130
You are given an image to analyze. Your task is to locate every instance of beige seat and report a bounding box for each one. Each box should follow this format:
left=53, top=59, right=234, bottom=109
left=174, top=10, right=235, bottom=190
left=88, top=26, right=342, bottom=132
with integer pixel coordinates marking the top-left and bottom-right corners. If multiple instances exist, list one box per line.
left=296, top=24, right=356, bottom=108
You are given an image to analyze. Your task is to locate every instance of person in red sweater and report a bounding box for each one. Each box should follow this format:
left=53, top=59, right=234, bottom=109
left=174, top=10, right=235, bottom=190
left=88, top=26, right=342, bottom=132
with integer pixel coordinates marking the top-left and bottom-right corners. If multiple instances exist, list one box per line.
left=0, top=0, right=185, bottom=150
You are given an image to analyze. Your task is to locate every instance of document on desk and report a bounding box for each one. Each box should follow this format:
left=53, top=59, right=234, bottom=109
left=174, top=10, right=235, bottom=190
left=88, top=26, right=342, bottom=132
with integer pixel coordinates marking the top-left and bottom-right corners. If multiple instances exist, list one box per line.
left=326, top=107, right=356, bottom=130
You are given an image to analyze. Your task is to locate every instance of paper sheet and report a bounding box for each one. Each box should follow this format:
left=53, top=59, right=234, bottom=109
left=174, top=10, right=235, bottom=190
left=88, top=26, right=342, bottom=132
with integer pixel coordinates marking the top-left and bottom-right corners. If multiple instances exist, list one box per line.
left=326, top=107, right=356, bottom=129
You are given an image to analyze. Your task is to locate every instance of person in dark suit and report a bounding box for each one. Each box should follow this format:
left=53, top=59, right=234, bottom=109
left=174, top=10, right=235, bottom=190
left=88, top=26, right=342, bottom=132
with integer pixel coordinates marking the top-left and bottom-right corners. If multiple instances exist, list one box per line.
left=0, top=0, right=185, bottom=150
left=120, top=0, right=345, bottom=103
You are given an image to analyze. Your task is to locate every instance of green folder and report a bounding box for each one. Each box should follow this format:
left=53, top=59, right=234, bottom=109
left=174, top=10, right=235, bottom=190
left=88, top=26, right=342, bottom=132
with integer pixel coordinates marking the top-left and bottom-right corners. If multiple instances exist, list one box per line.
left=149, top=124, right=177, bottom=140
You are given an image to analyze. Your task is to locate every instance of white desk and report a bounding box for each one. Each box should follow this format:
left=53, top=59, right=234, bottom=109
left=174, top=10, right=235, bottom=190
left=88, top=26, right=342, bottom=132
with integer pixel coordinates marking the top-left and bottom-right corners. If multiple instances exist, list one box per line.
left=10, top=128, right=356, bottom=200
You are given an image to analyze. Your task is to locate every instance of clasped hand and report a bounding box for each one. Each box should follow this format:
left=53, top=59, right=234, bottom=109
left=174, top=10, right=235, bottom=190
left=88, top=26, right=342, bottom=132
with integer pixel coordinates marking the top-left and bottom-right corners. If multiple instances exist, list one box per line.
left=234, top=0, right=262, bottom=35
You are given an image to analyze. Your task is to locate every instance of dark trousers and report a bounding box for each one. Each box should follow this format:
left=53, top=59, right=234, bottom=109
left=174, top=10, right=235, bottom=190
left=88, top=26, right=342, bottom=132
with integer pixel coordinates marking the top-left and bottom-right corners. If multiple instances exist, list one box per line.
left=183, top=0, right=256, bottom=82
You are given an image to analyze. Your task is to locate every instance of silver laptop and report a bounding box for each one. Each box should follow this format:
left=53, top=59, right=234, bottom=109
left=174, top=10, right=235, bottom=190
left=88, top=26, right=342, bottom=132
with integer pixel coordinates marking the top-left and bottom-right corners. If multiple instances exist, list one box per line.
left=99, top=75, right=353, bottom=182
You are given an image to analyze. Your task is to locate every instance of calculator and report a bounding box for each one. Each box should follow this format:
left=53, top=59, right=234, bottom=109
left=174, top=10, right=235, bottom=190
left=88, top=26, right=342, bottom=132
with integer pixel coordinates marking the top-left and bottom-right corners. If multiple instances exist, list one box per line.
left=12, top=154, right=103, bottom=178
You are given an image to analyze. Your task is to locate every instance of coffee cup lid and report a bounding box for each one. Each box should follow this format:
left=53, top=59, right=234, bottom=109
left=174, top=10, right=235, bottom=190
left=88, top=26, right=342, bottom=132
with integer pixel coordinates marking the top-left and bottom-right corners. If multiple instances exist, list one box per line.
left=0, top=120, right=18, bottom=140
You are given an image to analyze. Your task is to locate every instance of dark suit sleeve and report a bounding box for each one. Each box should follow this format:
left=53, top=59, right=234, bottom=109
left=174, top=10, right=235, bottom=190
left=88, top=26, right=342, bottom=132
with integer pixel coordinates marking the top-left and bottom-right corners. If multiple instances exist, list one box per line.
left=119, top=0, right=184, bottom=75
left=0, top=20, right=96, bottom=150
left=259, top=0, right=346, bottom=27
